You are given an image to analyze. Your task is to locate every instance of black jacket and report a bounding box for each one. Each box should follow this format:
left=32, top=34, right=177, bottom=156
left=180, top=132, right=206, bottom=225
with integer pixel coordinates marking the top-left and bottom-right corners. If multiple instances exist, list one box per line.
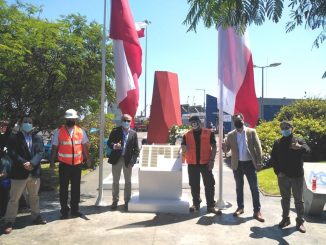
left=271, top=134, right=310, bottom=177
left=107, top=126, right=139, bottom=166
left=8, top=131, right=44, bottom=179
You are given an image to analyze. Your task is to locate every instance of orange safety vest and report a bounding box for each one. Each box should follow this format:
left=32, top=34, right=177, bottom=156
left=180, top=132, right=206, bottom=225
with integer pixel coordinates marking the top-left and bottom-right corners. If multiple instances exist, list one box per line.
left=185, top=128, right=212, bottom=164
left=57, top=125, right=83, bottom=165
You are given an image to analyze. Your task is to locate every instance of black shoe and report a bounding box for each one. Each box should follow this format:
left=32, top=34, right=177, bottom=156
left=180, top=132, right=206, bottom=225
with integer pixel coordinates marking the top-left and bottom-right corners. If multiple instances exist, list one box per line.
left=111, top=201, right=118, bottom=210
left=124, top=203, right=128, bottom=211
left=71, top=211, right=83, bottom=218
left=189, top=205, right=200, bottom=212
left=60, top=213, right=69, bottom=219
left=33, top=215, right=47, bottom=225
left=278, top=217, right=291, bottom=228
left=207, top=207, right=222, bottom=215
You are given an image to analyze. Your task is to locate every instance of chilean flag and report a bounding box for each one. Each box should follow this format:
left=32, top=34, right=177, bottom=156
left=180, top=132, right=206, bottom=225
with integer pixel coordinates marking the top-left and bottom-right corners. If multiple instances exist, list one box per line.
left=218, top=27, right=259, bottom=127
left=109, top=0, right=142, bottom=120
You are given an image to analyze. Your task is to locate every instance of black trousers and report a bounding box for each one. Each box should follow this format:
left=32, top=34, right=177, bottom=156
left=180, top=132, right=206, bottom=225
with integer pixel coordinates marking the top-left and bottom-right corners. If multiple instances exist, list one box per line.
left=188, top=164, right=215, bottom=207
left=0, top=184, right=10, bottom=218
left=59, top=163, right=82, bottom=215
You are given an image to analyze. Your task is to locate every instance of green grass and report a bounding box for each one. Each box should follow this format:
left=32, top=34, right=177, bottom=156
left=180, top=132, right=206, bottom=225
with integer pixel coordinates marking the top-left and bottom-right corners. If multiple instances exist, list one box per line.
left=257, top=168, right=280, bottom=196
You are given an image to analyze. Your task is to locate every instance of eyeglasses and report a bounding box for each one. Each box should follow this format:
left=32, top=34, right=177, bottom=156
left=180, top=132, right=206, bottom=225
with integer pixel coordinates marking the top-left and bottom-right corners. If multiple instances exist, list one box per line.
left=123, top=119, right=131, bottom=122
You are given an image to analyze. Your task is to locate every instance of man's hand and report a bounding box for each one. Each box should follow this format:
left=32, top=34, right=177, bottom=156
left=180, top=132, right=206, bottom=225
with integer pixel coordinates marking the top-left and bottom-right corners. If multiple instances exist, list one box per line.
left=290, top=139, right=302, bottom=150
left=127, top=163, right=133, bottom=168
left=23, top=162, right=33, bottom=171
left=221, top=142, right=227, bottom=152
left=207, top=160, right=214, bottom=171
left=278, top=172, right=286, bottom=178
left=113, top=142, right=122, bottom=150
left=256, top=164, right=264, bottom=172
left=86, top=158, right=92, bottom=168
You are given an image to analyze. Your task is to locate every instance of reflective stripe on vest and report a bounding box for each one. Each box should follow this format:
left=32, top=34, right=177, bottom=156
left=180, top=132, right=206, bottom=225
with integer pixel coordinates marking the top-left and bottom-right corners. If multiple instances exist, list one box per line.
left=57, top=125, right=83, bottom=165
left=185, top=128, right=212, bottom=164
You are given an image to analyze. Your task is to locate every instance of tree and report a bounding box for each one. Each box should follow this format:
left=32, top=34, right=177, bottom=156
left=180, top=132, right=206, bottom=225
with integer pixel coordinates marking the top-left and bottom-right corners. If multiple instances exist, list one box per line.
left=184, top=0, right=326, bottom=78
left=256, top=98, right=326, bottom=163
left=0, top=0, right=115, bottom=130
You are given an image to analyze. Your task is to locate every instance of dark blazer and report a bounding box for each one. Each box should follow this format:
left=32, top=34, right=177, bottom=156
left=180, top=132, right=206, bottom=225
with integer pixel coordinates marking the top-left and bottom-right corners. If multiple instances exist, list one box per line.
left=8, top=131, right=44, bottom=179
left=107, top=126, right=139, bottom=166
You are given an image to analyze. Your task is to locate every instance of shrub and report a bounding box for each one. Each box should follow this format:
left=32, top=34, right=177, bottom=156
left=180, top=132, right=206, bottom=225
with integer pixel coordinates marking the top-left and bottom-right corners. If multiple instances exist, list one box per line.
left=257, top=98, right=326, bottom=163
left=80, top=113, right=116, bottom=164
left=168, top=125, right=191, bottom=145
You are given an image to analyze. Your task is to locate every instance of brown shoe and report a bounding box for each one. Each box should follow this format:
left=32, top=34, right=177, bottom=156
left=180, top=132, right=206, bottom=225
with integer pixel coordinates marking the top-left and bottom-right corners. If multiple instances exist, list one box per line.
left=207, top=207, right=222, bottom=215
left=189, top=204, right=200, bottom=212
left=33, top=215, right=47, bottom=225
left=233, top=208, right=244, bottom=217
left=253, top=211, right=265, bottom=222
left=4, top=222, right=13, bottom=234
left=297, top=223, right=306, bottom=233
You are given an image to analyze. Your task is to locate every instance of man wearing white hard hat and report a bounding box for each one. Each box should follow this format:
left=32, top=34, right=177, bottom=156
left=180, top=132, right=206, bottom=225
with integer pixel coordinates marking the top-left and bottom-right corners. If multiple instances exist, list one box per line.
left=50, top=109, right=91, bottom=219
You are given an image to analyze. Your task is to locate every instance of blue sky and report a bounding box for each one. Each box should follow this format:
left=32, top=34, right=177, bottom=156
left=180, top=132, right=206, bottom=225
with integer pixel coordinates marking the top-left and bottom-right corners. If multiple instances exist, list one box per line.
left=8, top=0, right=326, bottom=116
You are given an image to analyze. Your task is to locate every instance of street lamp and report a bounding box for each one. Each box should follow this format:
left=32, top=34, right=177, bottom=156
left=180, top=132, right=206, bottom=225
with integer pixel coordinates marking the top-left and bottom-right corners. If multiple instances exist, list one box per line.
left=253, top=62, right=281, bottom=120
left=144, top=19, right=151, bottom=118
left=196, top=88, right=206, bottom=126
left=195, top=88, right=206, bottom=111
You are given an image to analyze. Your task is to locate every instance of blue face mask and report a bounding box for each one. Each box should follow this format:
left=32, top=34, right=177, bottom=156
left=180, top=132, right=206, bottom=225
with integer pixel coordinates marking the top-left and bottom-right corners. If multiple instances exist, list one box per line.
left=281, top=129, right=292, bottom=137
left=122, top=121, right=130, bottom=129
left=22, top=123, right=33, bottom=133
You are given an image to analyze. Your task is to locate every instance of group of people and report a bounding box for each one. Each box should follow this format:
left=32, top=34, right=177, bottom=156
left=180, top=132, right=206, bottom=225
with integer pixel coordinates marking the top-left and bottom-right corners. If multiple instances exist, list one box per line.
left=0, top=109, right=310, bottom=235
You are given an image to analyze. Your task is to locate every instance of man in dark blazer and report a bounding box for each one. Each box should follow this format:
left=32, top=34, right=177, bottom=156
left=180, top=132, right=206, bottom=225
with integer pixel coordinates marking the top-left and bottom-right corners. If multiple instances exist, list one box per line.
left=3, top=117, right=46, bottom=235
left=108, top=114, right=139, bottom=211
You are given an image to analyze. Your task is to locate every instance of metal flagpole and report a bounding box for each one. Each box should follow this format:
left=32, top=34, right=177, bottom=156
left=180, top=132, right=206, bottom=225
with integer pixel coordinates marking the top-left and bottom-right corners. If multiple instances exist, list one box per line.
left=95, top=0, right=107, bottom=206
left=217, top=30, right=225, bottom=208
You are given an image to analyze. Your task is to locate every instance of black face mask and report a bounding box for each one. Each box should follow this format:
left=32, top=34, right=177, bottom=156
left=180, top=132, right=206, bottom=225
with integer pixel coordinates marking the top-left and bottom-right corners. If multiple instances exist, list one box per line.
left=234, top=120, right=244, bottom=129
left=66, top=120, right=76, bottom=127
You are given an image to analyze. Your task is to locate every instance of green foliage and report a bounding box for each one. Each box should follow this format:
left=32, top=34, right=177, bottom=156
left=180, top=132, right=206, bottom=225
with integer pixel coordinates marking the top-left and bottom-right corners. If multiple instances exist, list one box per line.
left=0, top=1, right=115, bottom=131
left=257, top=99, right=326, bottom=163
left=168, top=125, right=191, bottom=145
left=80, top=113, right=116, bottom=164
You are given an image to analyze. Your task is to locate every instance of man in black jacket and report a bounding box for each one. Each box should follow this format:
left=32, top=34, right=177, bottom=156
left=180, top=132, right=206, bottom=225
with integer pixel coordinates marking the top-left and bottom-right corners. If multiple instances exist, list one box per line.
left=108, top=114, right=139, bottom=211
left=271, top=120, right=310, bottom=233
left=3, top=117, right=46, bottom=234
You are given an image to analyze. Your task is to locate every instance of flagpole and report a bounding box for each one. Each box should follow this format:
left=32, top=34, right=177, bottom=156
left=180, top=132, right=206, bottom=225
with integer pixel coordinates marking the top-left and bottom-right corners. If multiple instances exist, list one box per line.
left=95, top=0, right=108, bottom=206
left=217, top=30, right=225, bottom=209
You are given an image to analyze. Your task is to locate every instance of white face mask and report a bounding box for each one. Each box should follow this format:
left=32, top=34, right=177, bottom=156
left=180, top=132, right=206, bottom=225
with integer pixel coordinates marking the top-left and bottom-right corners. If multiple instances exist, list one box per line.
left=122, top=121, right=131, bottom=129
left=191, top=122, right=200, bottom=130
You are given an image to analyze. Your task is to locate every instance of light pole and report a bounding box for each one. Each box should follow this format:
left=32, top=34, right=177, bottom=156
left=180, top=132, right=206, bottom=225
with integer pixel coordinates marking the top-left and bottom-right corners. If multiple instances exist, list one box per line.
left=196, top=88, right=206, bottom=126
left=144, top=19, right=151, bottom=118
left=253, top=63, right=281, bottom=120
left=196, top=88, right=206, bottom=111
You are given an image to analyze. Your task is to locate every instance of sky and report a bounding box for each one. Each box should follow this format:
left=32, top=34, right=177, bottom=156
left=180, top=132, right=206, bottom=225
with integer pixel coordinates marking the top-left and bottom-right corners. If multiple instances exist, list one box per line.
left=7, top=0, right=326, bottom=116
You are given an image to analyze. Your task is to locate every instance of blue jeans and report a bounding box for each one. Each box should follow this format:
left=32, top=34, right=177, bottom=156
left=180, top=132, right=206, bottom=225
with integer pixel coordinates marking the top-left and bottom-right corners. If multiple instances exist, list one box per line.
left=233, top=161, right=261, bottom=212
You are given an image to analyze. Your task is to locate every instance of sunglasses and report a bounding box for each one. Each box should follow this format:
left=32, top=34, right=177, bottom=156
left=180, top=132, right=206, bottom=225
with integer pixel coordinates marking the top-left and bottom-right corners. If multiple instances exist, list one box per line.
left=123, top=119, right=131, bottom=122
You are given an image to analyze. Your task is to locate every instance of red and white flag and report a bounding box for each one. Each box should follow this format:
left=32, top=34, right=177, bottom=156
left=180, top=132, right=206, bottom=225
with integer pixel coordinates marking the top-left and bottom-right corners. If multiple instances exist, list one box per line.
left=109, top=0, right=142, bottom=120
left=135, top=21, right=147, bottom=38
left=218, top=27, right=259, bottom=127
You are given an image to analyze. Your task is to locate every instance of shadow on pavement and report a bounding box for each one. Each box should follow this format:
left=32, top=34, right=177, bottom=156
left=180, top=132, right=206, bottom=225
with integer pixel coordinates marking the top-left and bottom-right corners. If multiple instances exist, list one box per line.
left=249, top=225, right=296, bottom=245
left=197, top=213, right=253, bottom=226
left=106, top=212, right=202, bottom=230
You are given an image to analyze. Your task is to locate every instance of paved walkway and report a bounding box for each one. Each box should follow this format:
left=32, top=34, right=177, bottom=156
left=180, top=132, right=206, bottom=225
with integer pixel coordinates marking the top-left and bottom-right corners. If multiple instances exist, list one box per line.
left=1, top=138, right=325, bottom=244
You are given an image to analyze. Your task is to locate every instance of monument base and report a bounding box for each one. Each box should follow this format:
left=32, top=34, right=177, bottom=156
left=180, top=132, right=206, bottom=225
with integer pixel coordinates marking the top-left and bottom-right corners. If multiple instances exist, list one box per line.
left=128, top=193, right=190, bottom=214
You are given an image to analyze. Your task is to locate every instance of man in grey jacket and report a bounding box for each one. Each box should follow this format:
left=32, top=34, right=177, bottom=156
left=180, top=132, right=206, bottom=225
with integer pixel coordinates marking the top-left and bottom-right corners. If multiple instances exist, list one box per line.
left=222, top=113, right=265, bottom=222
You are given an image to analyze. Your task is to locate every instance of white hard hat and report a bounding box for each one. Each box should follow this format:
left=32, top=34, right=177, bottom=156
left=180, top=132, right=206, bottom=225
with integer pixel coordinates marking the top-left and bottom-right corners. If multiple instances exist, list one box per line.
left=64, top=109, right=79, bottom=119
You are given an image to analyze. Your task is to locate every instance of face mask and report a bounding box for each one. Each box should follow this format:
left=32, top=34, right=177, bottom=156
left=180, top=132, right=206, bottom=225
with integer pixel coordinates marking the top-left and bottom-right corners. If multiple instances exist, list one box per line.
left=191, top=122, right=200, bottom=130
left=122, top=121, right=130, bottom=129
left=22, top=123, right=33, bottom=133
left=66, top=120, right=75, bottom=127
left=234, top=120, right=244, bottom=129
left=281, top=129, right=292, bottom=137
